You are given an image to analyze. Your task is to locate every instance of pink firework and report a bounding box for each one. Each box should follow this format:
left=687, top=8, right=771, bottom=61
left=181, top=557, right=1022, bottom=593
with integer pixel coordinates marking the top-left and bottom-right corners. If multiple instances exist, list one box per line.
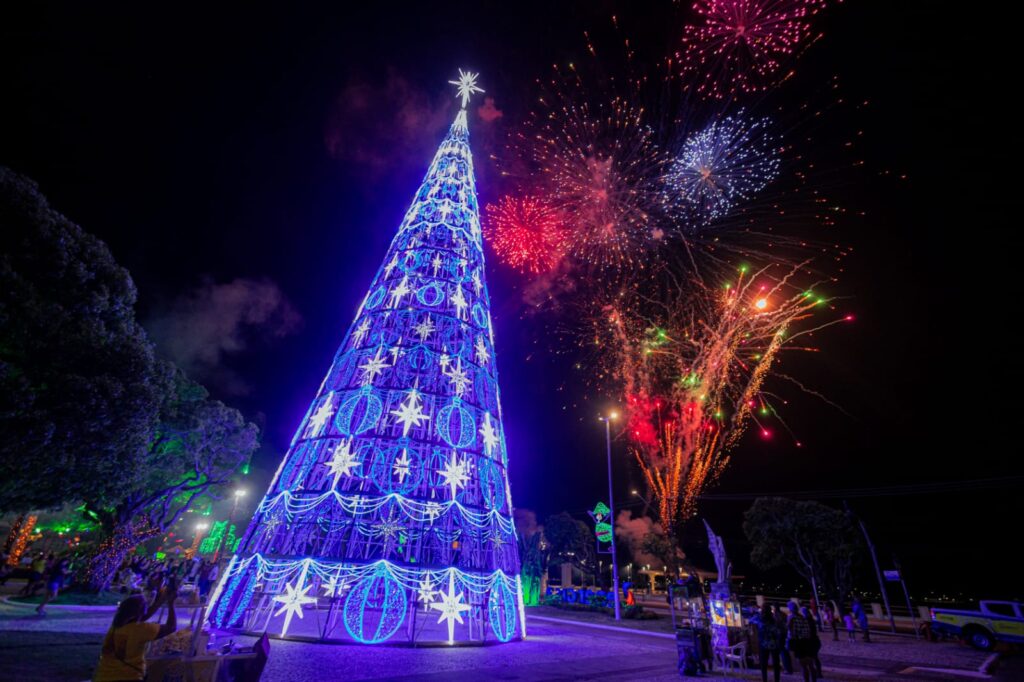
left=678, top=0, right=828, bottom=98
left=483, top=195, right=565, bottom=273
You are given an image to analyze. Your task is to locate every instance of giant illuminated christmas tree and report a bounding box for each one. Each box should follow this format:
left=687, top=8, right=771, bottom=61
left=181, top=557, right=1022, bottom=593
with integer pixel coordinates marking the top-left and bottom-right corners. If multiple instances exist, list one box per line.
left=207, top=72, right=525, bottom=644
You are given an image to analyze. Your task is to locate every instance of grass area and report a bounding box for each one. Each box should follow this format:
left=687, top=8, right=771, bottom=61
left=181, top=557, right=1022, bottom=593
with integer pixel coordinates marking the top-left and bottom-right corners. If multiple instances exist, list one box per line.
left=9, top=589, right=124, bottom=606
left=528, top=604, right=676, bottom=634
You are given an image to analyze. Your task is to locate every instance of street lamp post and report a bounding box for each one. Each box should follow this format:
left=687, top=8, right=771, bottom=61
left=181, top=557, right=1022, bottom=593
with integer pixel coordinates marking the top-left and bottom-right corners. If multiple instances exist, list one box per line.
left=599, top=412, right=622, bottom=621
left=215, top=489, right=246, bottom=563
left=189, top=522, right=209, bottom=559
left=845, top=502, right=896, bottom=633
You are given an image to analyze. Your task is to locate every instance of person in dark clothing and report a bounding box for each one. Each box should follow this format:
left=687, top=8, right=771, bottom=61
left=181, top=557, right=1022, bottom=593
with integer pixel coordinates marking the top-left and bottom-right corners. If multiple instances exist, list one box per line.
left=788, top=601, right=818, bottom=682
left=773, top=605, right=794, bottom=674
left=36, top=557, right=67, bottom=615
left=829, top=601, right=841, bottom=641
left=751, top=604, right=783, bottom=682
left=802, top=606, right=823, bottom=678
left=0, top=552, right=12, bottom=585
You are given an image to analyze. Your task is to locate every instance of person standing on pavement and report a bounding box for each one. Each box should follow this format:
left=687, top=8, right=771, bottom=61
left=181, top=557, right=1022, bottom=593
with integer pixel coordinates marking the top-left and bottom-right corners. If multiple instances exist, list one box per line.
left=828, top=601, right=840, bottom=641
left=852, top=597, right=871, bottom=643
left=0, top=551, right=12, bottom=585
left=752, top=604, right=784, bottom=682
left=802, top=606, right=824, bottom=678
left=843, top=612, right=856, bottom=641
left=771, top=604, right=794, bottom=674
left=788, top=601, right=818, bottom=682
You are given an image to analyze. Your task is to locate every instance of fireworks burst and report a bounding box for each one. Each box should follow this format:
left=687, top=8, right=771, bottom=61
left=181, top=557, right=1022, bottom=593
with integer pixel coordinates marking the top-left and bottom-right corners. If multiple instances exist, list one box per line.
left=603, top=262, right=846, bottom=526
left=483, top=195, right=564, bottom=273
left=510, top=66, right=674, bottom=271
left=678, top=0, right=829, bottom=99
left=666, top=113, right=781, bottom=225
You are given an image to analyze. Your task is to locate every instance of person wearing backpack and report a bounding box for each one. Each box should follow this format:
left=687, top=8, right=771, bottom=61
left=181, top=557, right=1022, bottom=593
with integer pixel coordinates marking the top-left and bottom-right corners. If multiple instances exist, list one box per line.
left=752, top=604, right=783, bottom=682
left=788, top=601, right=819, bottom=682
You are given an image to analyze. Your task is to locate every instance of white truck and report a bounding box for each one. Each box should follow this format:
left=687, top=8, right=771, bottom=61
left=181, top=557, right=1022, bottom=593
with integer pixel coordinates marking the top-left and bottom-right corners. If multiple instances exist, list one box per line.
left=930, top=601, right=1024, bottom=650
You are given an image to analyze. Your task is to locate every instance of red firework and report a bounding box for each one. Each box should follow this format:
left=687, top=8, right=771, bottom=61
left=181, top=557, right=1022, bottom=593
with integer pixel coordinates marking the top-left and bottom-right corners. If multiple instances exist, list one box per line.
left=678, top=0, right=828, bottom=98
left=483, top=195, right=565, bottom=273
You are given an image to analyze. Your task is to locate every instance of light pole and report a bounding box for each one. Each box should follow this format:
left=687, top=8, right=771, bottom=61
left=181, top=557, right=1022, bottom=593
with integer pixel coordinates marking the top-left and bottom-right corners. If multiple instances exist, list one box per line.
left=599, top=412, right=622, bottom=621
left=845, top=502, right=896, bottom=633
left=189, top=522, right=209, bottom=559
left=215, top=489, right=246, bottom=562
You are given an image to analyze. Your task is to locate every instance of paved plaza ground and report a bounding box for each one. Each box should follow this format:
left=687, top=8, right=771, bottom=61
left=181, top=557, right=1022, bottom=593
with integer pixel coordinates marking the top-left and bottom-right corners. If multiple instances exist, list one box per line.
left=1, top=585, right=1018, bottom=682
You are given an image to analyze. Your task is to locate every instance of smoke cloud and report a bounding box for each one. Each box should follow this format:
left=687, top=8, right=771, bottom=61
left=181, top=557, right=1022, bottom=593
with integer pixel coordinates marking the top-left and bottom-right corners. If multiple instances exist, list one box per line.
left=615, top=510, right=667, bottom=567
left=477, top=96, right=504, bottom=124
left=514, top=508, right=541, bottom=538
left=147, top=278, right=301, bottom=395
left=324, top=70, right=453, bottom=179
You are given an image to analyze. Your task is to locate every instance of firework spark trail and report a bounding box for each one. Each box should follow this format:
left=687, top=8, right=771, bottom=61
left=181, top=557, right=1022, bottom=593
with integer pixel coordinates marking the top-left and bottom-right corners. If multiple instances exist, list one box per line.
left=509, top=64, right=676, bottom=272
left=603, top=262, right=845, bottom=527
left=678, top=0, right=830, bottom=99
left=666, top=112, right=781, bottom=225
left=483, top=195, right=564, bottom=273
left=486, top=11, right=859, bottom=532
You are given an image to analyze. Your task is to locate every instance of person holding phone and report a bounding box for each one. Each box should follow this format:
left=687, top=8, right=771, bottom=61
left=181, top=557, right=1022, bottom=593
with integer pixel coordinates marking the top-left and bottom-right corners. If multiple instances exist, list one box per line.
left=93, top=579, right=179, bottom=682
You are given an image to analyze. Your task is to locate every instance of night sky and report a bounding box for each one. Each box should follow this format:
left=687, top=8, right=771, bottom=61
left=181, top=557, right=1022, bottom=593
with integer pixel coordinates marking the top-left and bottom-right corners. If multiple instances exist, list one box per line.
left=3, top=4, right=1019, bottom=598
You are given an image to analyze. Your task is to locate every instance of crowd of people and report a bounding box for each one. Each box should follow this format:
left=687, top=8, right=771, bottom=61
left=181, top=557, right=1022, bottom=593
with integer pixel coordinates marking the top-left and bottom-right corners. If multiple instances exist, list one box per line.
left=112, top=555, right=220, bottom=605
left=0, top=550, right=71, bottom=615
left=749, top=596, right=875, bottom=682
left=0, top=549, right=220, bottom=614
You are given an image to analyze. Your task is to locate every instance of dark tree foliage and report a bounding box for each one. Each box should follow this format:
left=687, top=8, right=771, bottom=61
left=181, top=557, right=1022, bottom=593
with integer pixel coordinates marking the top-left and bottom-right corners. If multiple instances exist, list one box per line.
left=640, top=529, right=685, bottom=576
left=0, top=168, right=260, bottom=589
left=543, top=511, right=598, bottom=580
left=516, top=531, right=546, bottom=605
left=0, top=167, right=169, bottom=513
left=83, top=370, right=259, bottom=589
left=743, top=497, right=862, bottom=603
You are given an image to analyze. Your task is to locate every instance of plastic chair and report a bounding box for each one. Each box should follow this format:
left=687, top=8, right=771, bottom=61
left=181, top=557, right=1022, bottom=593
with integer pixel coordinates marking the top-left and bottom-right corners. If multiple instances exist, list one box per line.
left=714, top=641, right=748, bottom=674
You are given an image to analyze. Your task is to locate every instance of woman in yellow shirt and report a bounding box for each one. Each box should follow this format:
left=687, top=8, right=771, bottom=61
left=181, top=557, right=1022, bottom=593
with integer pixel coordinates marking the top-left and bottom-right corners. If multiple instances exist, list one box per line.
left=93, top=583, right=178, bottom=682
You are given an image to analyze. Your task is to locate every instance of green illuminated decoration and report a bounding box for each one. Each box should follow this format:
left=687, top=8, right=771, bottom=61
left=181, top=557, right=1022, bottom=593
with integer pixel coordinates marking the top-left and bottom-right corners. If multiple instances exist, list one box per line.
left=198, top=520, right=239, bottom=555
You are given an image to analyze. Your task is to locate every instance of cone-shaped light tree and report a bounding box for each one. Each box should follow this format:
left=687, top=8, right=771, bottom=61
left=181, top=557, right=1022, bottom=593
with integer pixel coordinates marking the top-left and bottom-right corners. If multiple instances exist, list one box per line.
left=207, top=72, right=525, bottom=645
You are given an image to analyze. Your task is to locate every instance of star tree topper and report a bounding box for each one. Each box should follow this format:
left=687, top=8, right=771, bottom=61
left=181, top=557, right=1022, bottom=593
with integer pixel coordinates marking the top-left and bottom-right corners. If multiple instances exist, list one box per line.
left=449, top=69, right=484, bottom=109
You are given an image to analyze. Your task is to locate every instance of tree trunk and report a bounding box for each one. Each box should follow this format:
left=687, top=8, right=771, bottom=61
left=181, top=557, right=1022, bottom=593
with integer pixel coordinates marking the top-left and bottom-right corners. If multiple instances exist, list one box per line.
left=809, top=567, right=824, bottom=630
left=794, top=540, right=824, bottom=628
left=83, top=522, right=157, bottom=591
left=3, top=514, right=25, bottom=555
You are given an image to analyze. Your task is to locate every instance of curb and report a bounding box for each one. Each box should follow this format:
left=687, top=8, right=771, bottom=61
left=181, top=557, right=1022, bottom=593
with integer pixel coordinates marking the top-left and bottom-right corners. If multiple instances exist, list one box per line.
left=1, top=595, right=204, bottom=613
left=2, top=595, right=117, bottom=612
left=980, top=652, right=1000, bottom=675
left=527, top=614, right=676, bottom=640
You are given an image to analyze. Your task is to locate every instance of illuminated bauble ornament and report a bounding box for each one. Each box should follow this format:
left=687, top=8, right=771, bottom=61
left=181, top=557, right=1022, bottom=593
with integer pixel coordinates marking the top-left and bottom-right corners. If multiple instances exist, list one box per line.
left=364, top=285, right=387, bottom=310
left=416, top=282, right=446, bottom=307
left=488, top=580, right=518, bottom=642
left=477, top=458, right=506, bottom=512
left=342, top=566, right=408, bottom=644
left=435, top=397, right=476, bottom=449
left=471, top=302, right=488, bottom=329
left=334, top=386, right=385, bottom=436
